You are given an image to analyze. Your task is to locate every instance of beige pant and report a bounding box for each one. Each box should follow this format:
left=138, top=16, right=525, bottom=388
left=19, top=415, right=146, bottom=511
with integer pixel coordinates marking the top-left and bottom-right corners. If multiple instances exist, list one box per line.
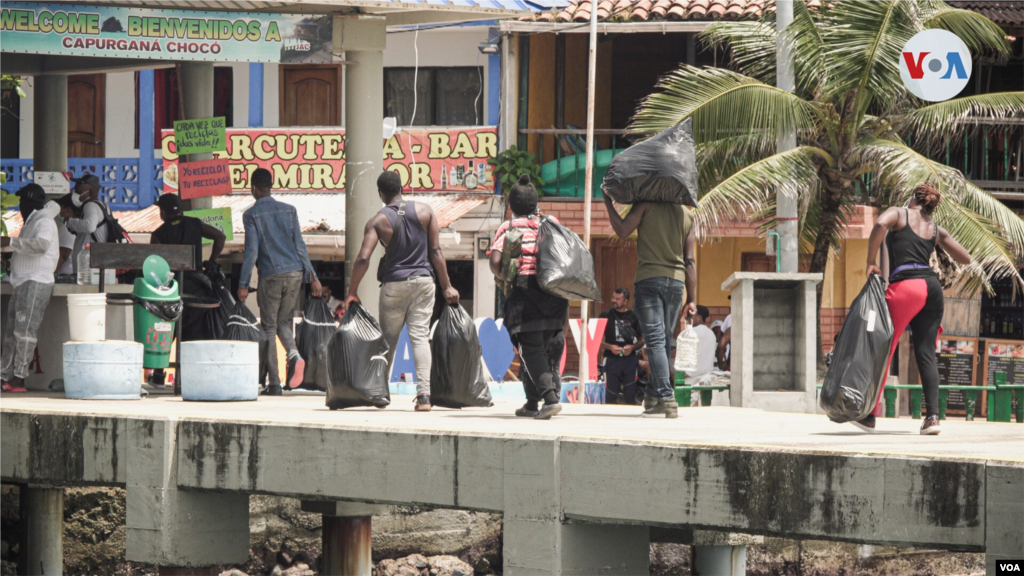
left=380, top=276, right=435, bottom=397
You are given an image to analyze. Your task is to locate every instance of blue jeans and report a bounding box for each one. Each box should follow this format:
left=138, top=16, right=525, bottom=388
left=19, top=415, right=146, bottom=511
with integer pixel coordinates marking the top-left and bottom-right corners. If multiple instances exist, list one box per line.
left=634, top=277, right=685, bottom=401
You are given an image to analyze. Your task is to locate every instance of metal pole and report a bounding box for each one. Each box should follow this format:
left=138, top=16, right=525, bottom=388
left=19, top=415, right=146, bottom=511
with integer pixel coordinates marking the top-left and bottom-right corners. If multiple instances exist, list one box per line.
left=323, top=516, right=373, bottom=575
left=578, top=0, right=599, bottom=402
left=775, top=0, right=798, bottom=273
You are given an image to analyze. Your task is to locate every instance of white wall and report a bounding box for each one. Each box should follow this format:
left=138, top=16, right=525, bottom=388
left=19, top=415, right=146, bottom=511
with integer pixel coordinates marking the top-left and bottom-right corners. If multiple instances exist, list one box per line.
left=105, top=71, right=138, bottom=158
left=17, top=77, right=34, bottom=158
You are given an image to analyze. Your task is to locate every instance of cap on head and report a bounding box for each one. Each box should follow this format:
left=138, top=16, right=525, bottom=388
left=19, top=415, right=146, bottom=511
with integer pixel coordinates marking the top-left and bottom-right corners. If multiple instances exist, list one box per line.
left=56, top=193, right=75, bottom=208
left=16, top=183, right=46, bottom=206
left=156, top=193, right=183, bottom=217
left=71, top=173, right=100, bottom=192
left=710, top=320, right=724, bottom=329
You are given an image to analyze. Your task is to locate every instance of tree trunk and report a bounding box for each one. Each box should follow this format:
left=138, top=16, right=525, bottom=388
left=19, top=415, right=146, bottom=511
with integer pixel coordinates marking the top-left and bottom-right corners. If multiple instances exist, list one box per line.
left=808, top=184, right=847, bottom=372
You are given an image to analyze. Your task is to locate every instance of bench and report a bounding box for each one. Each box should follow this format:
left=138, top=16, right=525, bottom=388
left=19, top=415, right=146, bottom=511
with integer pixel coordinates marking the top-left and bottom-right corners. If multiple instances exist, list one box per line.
left=672, top=371, right=730, bottom=407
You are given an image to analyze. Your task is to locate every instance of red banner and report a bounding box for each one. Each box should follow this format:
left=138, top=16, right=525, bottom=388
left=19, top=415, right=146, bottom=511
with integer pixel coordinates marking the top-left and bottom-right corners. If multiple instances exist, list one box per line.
left=160, top=126, right=498, bottom=194
left=177, top=158, right=232, bottom=199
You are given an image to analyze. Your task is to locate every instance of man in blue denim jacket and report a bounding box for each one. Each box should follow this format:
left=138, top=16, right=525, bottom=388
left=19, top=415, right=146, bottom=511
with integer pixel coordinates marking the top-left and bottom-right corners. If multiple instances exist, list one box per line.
left=238, top=168, right=322, bottom=395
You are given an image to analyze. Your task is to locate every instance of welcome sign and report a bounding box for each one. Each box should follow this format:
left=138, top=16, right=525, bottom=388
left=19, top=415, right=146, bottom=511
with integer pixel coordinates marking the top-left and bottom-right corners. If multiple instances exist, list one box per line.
left=0, top=2, right=332, bottom=62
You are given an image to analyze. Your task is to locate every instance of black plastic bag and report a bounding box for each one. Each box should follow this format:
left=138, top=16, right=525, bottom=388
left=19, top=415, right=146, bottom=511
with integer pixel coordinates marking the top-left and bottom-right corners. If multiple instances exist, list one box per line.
left=602, top=118, right=698, bottom=207
left=296, top=296, right=335, bottom=390
left=180, top=271, right=229, bottom=342
left=536, top=217, right=602, bottom=301
left=133, top=296, right=183, bottom=322
left=326, top=303, right=391, bottom=409
left=225, top=301, right=272, bottom=384
left=430, top=304, right=494, bottom=409
left=819, top=274, right=894, bottom=422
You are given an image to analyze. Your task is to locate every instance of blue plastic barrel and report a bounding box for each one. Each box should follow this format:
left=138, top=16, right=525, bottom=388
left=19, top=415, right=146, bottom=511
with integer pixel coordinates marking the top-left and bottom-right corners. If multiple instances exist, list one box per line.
left=180, top=341, right=259, bottom=401
left=63, top=341, right=143, bottom=400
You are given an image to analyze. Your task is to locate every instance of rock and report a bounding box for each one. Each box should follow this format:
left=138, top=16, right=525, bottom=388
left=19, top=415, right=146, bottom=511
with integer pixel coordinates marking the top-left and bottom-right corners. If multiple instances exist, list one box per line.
left=270, top=565, right=284, bottom=576
left=427, top=555, right=474, bottom=576
left=411, top=553, right=429, bottom=569
left=277, top=551, right=294, bottom=567
left=218, top=570, right=247, bottom=576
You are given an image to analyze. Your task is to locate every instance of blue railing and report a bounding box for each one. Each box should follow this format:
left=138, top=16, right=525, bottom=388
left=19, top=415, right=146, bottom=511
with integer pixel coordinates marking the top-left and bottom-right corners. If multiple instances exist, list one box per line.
left=1, top=157, right=163, bottom=210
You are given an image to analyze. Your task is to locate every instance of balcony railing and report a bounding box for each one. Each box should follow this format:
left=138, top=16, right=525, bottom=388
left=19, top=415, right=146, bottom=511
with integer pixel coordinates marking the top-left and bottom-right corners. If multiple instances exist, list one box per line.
left=519, top=128, right=635, bottom=198
left=1, top=157, right=163, bottom=210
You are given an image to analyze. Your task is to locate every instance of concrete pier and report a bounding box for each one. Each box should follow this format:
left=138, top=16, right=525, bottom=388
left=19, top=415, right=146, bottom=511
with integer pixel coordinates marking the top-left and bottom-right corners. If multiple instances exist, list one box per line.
left=2, top=395, right=1022, bottom=574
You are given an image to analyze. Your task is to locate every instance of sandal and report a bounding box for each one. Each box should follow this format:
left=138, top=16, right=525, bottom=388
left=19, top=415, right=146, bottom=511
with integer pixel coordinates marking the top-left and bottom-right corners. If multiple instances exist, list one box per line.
left=2, top=381, right=28, bottom=393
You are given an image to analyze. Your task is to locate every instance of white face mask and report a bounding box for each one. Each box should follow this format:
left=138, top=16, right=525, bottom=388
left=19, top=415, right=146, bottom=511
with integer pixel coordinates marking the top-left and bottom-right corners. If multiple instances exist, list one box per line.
left=72, top=193, right=84, bottom=207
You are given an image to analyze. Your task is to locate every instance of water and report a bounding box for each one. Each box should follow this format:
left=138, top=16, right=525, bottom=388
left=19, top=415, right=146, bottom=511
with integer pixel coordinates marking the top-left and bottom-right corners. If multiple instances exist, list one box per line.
left=76, top=244, right=91, bottom=285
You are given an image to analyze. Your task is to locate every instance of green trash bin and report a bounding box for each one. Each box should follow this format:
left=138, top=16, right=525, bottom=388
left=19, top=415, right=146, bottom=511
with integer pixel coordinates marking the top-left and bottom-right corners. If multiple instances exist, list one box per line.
left=132, top=276, right=181, bottom=369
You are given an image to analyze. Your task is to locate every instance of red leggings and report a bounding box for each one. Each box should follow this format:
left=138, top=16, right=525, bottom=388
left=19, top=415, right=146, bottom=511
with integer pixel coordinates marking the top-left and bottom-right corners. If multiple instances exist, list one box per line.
left=874, top=276, right=944, bottom=418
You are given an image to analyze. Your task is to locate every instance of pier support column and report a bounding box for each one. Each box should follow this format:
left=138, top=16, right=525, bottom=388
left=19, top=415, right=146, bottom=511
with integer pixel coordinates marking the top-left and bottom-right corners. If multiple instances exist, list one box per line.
left=986, top=464, right=1024, bottom=576
left=302, top=501, right=388, bottom=576
left=693, top=546, right=746, bottom=576
left=502, top=439, right=650, bottom=575
left=18, top=486, right=63, bottom=576
left=125, top=418, right=249, bottom=569
left=178, top=62, right=215, bottom=210
left=33, top=74, right=67, bottom=175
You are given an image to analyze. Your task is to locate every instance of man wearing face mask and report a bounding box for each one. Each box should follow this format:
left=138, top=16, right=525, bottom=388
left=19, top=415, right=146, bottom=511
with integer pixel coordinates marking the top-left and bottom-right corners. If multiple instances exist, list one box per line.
left=1, top=184, right=59, bottom=393
left=62, top=173, right=110, bottom=275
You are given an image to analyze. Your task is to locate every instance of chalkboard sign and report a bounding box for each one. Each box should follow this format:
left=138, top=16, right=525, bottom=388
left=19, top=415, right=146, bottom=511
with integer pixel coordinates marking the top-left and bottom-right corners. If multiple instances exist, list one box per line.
left=983, top=339, right=1024, bottom=386
left=935, top=337, right=979, bottom=415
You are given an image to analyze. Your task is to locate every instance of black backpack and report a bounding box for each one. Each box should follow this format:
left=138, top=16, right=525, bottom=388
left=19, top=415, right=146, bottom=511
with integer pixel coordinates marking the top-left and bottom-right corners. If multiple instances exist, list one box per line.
left=86, top=200, right=129, bottom=244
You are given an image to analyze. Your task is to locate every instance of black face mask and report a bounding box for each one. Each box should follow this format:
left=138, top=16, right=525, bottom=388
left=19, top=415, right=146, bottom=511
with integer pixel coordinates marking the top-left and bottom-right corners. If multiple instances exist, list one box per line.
left=20, top=205, right=38, bottom=221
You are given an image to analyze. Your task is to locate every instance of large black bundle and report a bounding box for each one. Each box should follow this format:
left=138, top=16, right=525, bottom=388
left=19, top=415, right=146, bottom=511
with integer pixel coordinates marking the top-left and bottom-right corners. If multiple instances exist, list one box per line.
left=225, top=302, right=263, bottom=342
left=296, top=296, right=335, bottom=390
left=602, top=118, right=698, bottom=207
left=536, top=217, right=602, bottom=301
left=180, top=271, right=231, bottom=341
left=430, top=304, right=494, bottom=409
left=819, top=274, right=894, bottom=422
left=326, top=303, right=391, bottom=409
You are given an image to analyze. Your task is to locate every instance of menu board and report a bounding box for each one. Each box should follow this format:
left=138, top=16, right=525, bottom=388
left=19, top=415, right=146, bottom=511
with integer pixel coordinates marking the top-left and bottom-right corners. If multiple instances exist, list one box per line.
left=984, top=340, right=1024, bottom=385
left=935, top=337, right=979, bottom=415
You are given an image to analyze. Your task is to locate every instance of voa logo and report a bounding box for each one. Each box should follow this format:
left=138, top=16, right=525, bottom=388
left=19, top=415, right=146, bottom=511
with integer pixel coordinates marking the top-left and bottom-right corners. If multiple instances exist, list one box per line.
left=899, top=29, right=972, bottom=102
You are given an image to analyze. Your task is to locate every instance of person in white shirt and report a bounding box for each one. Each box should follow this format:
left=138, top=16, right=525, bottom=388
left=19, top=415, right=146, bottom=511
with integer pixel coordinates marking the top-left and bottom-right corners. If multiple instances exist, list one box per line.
left=1, top=184, right=59, bottom=392
left=62, top=173, right=110, bottom=275
left=684, top=305, right=718, bottom=386
left=717, top=313, right=732, bottom=370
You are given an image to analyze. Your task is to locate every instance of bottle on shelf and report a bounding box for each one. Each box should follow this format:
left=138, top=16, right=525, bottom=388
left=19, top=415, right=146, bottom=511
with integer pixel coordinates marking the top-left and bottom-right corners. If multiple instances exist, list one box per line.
left=76, top=243, right=92, bottom=285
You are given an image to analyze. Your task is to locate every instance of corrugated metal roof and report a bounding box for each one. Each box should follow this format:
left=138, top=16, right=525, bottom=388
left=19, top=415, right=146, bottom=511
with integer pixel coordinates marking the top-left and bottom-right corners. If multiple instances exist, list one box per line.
left=54, top=0, right=565, bottom=16
left=2, top=193, right=488, bottom=236
left=948, top=1, right=1024, bottom=26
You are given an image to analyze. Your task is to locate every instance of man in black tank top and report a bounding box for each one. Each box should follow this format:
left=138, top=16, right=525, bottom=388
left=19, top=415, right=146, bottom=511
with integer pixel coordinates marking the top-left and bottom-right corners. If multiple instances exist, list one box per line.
left=344, top=171, right=460, bottom=411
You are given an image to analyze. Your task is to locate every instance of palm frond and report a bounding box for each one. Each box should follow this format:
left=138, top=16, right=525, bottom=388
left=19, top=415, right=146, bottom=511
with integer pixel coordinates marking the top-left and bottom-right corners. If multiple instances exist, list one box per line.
left=920, top=1, right=1012, bottom=55
left=821, top=0, right=918, bottom=128
left=693, top=146, right=820, bottom=239
left=695, top=135, right=777, bottom=193
left=895, top=92, right=1024, bottom=152
left=630, top=66, right=821, bottom=149
left=932, top=200, right=1019, bottom=295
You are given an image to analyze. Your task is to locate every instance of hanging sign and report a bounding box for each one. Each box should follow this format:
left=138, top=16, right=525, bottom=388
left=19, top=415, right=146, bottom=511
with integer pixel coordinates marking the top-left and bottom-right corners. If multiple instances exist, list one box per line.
left=0, top=3, right=334, bottom=63
left=32, top=171, right=72, bottom=196
left=160, top=127, right=499, bottom=194
left=177, top=158, right=231, bottom=200
left=173, top=117, right=227, bottom=156
left=183, top=207, right=233, bottom=244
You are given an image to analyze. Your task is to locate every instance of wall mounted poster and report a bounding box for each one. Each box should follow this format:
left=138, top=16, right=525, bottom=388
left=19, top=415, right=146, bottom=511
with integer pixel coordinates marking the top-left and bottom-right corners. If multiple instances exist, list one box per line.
left=173, top=117, right=227, bottom=156
left=177, top=158, right=231, bottom=200
left=183, top=207, right=233, bottom=244
left=984, top=340, right=1024, bottom=386
left=0, top=3, right=333, bottom=62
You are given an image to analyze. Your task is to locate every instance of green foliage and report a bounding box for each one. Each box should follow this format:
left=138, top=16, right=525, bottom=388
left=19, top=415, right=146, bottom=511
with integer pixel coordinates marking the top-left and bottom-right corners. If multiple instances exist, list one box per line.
left=632, top=0, right=1023, bottom=295
left=1, top=182, right=19, bottom=237
left=1, top=75, right=26, bottom=119
left=488, top=146, right=546, bottom=193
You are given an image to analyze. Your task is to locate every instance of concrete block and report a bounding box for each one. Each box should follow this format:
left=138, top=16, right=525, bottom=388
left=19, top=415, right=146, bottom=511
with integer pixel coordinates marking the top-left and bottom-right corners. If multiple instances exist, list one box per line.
left=985, top=464, right=1024, bottom=575
left=333, top=15, right=386, bottom=52
left=126, top=417, right=250, bottom=567
left=300, top=500, right=390, bottom=517
left=503, top=438, right=559, bottom=520
left=456, top=435, right=505, bottom=511
left=1, top=412, right=124, bottom=486
left=881, top=457, right=984, bottom=549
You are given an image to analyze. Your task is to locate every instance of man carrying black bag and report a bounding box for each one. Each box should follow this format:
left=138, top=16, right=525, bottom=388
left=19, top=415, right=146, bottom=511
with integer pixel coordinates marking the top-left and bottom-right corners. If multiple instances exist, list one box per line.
left=604, top=195, right=697, bottom=419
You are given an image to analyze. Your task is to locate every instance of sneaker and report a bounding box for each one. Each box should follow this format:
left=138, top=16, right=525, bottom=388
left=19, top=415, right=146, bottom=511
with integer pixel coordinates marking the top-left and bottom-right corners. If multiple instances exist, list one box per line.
left=262, top=384, right=283, bottom=396
left=148, top=370, right=167, bottom=388
left=415, top=395, right=432, bottom=412
left=851, top=414, right=876, bottom=433
left=641, top=398, right=679, bottom=419
left=1, top=381, right=27, bottom=393
left=535, top=402, right=562, bottom=420
left=515, top=403, right=540, bottom=418
left=643, top=395, right=659, bottom=411
left=286, top=356, right=306, bottom=390
left=920, top=416, right=942, bottom=435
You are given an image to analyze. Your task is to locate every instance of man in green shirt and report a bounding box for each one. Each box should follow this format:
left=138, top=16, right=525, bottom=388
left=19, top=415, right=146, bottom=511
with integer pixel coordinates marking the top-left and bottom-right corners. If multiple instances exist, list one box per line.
left=604, top=196, right=697, bottom=418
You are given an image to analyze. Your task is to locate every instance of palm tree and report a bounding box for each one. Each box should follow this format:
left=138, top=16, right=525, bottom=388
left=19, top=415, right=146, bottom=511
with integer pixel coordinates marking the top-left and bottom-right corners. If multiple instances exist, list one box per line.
left=630, top=0, right=1024, bottom=359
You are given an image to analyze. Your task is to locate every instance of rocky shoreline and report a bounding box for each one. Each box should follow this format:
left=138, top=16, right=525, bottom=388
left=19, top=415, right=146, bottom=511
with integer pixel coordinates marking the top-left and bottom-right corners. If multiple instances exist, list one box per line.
left=1, top=485, right=985, bottom=576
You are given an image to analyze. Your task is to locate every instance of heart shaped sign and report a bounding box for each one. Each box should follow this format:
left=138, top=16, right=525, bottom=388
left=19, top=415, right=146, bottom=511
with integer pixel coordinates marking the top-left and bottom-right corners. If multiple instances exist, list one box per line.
left=476, top=318, right=515, bottom=381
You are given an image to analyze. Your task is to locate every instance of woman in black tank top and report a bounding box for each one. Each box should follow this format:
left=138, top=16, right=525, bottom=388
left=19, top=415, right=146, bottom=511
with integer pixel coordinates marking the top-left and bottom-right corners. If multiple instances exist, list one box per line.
left=860, top=184, right=972, bottom=435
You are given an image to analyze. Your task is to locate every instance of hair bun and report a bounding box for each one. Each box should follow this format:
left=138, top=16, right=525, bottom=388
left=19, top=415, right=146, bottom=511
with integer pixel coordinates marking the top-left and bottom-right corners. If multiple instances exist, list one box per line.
left=914, top=182, right=942, bottom=210
left=517, top=174, right=532, bottom=186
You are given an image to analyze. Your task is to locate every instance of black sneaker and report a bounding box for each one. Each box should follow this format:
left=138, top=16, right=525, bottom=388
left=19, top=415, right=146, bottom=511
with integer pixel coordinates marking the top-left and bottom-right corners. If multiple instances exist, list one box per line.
left=920, top=415, right=942, bottom=435
left=515, top=402, right=540, bottom=417
left=852, top=414, right=876, bottom=433
left=415, top=394, right=432, bottom=412
left=262, top=384, right=283, bottom=396
left=643, top=395, right=659, bottom=411
left=535, top=402, right=562, bottom=420
left=286, top=356, right=306, bottom=390
left=641, top=398, right=678, bottom=419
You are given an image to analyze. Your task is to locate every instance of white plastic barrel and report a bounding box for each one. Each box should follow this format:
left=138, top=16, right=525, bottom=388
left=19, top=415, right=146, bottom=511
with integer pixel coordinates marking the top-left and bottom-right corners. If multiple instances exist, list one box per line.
left=180, top=341, right=259, bottom=401
left=63, top=341, right=143, bottom=400
left=67, top=293, right=107, bottom=341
